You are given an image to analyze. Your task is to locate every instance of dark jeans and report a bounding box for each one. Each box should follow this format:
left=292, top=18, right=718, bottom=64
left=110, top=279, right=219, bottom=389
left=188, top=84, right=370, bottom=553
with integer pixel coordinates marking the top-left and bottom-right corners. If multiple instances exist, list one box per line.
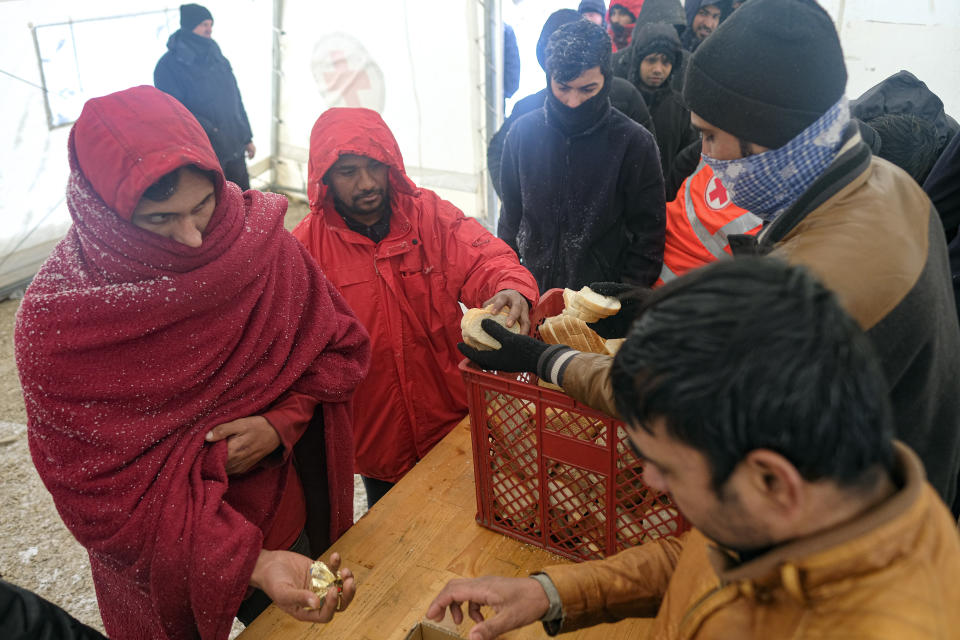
left=235, top=529, right=311, bottom=626
left=361, top=476, right=395, bottom=510
left=222, top=156, right=250, bottom=191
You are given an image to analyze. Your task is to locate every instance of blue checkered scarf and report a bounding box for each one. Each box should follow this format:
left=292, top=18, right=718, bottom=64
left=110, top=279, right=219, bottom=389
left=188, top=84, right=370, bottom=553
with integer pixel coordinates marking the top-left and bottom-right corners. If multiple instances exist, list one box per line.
left=703, top=96, right=850, bottom=222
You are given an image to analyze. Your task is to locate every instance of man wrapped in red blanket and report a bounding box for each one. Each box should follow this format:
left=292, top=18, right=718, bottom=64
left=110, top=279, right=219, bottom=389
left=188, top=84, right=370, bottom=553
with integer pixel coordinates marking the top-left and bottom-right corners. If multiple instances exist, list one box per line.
left=14, top=86, right=371, bottom=639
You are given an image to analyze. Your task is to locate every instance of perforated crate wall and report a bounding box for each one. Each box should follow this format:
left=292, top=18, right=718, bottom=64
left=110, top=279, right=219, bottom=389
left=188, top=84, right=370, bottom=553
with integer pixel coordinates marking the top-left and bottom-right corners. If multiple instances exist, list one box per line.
left=461, top=363, right=688, bottom=562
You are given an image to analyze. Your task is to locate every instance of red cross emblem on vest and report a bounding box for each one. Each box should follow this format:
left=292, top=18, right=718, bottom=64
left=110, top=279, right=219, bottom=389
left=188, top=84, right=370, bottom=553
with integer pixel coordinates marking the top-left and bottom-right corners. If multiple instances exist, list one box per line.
left=705, top=175, right=730, bottom=210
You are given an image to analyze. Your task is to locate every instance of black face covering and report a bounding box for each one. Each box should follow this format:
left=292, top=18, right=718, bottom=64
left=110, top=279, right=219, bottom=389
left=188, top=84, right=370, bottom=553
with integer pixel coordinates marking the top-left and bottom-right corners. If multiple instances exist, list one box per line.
left=544, top=70, right=612, bottom=136
left=181, top=30, right=214, bottom=58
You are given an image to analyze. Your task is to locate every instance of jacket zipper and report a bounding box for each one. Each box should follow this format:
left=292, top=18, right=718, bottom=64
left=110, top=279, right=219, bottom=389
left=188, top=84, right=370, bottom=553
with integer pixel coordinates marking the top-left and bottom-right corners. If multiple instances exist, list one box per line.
left=677, top=584, right=728, bottom=638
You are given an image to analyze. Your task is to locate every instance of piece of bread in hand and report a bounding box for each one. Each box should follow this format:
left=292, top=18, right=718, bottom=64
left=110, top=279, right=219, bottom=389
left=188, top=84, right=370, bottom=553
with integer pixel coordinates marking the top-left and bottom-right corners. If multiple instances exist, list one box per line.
left=560, top=286, right=619, bottom=323
left=575, top=286, right=621, bottom=317
left=461, top=304, right=522, bottom=350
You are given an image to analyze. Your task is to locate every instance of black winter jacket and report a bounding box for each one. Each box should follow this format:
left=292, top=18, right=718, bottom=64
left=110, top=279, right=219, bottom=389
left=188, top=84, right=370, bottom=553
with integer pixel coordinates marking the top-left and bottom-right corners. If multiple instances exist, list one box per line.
left=924, top=131, right=960, bottom=327
left=498, top=92, right=665, bottom=293
left=154, top=30, right=253, bottom=163
left=622, top=23, right=699, bottom=187
left=1, top=580, right=106, bottom=640
left=487, top=79, right=655, bottom=198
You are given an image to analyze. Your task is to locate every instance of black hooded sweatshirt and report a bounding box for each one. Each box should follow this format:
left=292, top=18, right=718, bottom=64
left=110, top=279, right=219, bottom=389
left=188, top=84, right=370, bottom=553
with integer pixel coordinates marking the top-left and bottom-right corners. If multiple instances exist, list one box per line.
left=154, top=30, right=253, bottom=163
left=625, top=23, right=699, bottom=190
left=681, top=0, right=732, bottom=52
left=498, top=72, right=665, bottom=293
left=611, top=0, right=689, bottom=79
left=487, top=10, right=655, bottom=197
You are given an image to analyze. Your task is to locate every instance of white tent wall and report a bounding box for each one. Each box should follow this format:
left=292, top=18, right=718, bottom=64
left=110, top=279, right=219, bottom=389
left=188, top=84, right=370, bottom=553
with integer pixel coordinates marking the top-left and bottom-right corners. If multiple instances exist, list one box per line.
left=272, top=0, right=494, bottom=225
left=821, top=0, right=960, bottom=117
left=4, top=0, right=960, bottom=299
left=0, top=0, right=273, bottom=298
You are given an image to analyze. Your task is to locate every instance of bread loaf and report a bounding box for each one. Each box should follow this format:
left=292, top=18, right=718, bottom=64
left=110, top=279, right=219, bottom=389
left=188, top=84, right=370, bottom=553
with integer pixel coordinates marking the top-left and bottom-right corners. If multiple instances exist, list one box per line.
left=539, top=314, right=607, bottom=354
left=461, top=304, right=522, bottom=350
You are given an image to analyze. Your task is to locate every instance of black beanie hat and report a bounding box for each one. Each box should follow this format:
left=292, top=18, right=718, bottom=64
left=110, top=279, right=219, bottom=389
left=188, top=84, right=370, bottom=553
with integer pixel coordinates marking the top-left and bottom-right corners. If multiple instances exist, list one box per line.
left=682, top=0, right=847, bottom=149
left=536, top=10, right=582, bottom=71
left=633, top=23, right=682, bottom=70
left=180, top=4, right=213, bottom=32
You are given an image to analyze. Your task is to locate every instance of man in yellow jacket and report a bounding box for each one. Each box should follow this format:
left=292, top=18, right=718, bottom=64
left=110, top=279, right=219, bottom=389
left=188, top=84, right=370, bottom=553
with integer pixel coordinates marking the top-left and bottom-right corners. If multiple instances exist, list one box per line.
left=430, top=257, right=960, bottom=639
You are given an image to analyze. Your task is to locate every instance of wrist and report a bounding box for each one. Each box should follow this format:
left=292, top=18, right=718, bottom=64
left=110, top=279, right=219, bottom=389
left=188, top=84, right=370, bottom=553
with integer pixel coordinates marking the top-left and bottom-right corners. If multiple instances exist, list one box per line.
left=537, top=345, right=577, bottom=385
left=528, top=574, right=562, bottom=621
left=249, top=549, right=272, bottom=590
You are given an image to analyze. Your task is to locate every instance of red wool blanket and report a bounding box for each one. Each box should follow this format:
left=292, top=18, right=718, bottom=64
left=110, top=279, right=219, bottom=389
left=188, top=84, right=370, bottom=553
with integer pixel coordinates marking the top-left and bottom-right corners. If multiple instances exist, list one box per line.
left=15, top=87, right=370, bottom=639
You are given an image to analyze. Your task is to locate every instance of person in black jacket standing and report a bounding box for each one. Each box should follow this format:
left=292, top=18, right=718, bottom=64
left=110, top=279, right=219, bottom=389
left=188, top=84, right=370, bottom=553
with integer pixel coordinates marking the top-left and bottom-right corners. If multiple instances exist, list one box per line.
left=498, top=20, right=665, bottom=293
left=622, top=22, right=699, bottom=194
left=154, top=4, right=255, bottom=190
left=487, top=10, right=655, bottom=198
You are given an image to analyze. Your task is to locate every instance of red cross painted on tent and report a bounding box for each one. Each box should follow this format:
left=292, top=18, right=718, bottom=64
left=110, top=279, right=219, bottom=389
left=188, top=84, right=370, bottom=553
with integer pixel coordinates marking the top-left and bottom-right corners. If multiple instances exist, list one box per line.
left=324, top=50, right=371, bottom=107
left=705, top=175, right=730, bottom=210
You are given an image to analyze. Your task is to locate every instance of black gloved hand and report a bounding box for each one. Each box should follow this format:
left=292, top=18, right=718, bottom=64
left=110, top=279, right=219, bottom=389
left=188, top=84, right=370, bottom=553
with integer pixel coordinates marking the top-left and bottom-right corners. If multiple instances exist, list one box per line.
left=458, top=319, right=549, bottom=373
left=586, top=281, right=653, bottom=339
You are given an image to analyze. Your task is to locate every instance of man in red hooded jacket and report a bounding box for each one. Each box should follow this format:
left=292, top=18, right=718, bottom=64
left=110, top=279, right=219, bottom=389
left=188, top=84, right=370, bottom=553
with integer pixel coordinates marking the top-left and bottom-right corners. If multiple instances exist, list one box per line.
left=15, top=86, right=369, bottom=639
left=293, top=108, right=539, bottom=507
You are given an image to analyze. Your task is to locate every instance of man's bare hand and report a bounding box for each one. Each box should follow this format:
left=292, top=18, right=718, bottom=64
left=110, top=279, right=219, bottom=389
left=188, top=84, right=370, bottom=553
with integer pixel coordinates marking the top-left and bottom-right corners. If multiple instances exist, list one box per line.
left=426, top=576, right=549, bottom=640
left=206, top=416, right=280, bottom=475
left=250, top=550, right=356, bottom=624
left=483, top=289, right=531, bottom=335
left=246, top=141, right=257, bottom=160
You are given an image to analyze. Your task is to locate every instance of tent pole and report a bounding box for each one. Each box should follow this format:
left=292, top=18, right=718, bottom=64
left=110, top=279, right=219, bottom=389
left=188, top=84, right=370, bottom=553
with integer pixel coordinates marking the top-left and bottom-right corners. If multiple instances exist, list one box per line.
left=482, top=0, right=503, bottom=232
left=270, top=0, right=284, bottom=190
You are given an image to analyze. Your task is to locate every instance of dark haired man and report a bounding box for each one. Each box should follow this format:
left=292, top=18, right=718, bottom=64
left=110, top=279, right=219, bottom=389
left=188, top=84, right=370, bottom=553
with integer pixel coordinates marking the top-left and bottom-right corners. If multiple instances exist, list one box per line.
left=487, top=9, right=655, bottom=198
left=15, top=86, right=367, bottom=638
left=154, top=3, right=256, bottom=189
left=607, top=1, right=646, bottom=50
left=623, top=22, right=698, bottom=186
left=498, top=19, right=665, bottom=293
left=681, top=0, right=729, bottom=52
left=431, top=258, right=960, bottom=639
left=578, top=0, right=607, bottom=26
left=293, top=108, right=538, bottom=509
left=491, top=0, right=960, bottom=514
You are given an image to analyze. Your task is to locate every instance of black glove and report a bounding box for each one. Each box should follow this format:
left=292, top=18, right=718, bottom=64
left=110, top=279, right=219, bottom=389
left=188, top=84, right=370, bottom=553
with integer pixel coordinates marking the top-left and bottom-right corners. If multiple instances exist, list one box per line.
left=586, top=282, right=653, bottom=339
left=458, top=319, right=549, bottom=373
left=460, top=319, right=579, bottom=385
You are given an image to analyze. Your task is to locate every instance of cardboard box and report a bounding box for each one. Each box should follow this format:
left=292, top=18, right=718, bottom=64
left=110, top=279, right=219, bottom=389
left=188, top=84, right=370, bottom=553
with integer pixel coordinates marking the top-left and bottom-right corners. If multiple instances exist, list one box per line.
left=403, top=621, right=465, bottom=640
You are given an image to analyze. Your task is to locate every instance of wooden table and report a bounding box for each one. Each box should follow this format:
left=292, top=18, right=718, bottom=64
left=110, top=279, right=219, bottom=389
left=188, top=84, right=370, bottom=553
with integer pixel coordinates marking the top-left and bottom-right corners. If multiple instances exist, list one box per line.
left=239, top=418, right=652, bottom=639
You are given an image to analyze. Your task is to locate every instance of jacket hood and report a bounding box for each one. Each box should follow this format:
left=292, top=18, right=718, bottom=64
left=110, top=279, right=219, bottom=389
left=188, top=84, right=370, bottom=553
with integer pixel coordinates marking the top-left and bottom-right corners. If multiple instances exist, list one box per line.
left=630, top=22, right=683, bottom=80
left=608, top=0, right=646, bottom=22
left=684, top=0, right=731, bottom=27
left=307, top=108, right=418, bottom=213
left=71, top=85, right=223, bottom=221
left=630, top=0, right=686, bottom=44
left=537, top=10, right=582, bottom=71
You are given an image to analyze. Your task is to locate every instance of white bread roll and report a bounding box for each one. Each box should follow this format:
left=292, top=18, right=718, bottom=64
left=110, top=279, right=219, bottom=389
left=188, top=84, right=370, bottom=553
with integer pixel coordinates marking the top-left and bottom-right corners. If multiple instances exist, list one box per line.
left=461, top=304, right=522, bottom=350
left=576, top=286, right=621, bottom=316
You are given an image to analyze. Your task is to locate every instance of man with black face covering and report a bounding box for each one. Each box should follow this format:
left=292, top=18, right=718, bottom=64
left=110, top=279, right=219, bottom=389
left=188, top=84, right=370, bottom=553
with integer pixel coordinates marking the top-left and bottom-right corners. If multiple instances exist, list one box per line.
left=155, top=4, right=255, bottom=190
left=498, top=20, right=665, bottom=293
left=487, top=10, right=655, bottom=198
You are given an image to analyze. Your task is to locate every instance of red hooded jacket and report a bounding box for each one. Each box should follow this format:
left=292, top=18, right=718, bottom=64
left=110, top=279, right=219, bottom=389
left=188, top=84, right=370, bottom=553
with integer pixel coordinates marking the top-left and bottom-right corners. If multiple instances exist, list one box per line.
left=608, top=0, right=646, bottom=50
left=293, top=108, right=539, bottom=482
left=15, top=87, right=370, bottom=639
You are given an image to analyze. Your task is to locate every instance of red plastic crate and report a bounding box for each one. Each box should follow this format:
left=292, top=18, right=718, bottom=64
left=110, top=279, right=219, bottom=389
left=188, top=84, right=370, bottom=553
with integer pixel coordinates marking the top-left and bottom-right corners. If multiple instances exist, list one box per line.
left=459, top=289, right=688, bottom=562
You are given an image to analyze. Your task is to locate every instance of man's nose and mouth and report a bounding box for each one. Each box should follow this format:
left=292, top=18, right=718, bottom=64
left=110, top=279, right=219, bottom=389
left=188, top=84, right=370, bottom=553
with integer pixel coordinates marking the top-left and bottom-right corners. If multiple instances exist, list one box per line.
left=356, top=190, right=384, bottom=207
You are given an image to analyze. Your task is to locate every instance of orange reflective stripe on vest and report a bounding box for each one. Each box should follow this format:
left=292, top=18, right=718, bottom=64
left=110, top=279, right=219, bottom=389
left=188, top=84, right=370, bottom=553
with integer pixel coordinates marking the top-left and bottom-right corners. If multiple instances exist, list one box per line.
left=657, top=161, right=762, bottom=286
